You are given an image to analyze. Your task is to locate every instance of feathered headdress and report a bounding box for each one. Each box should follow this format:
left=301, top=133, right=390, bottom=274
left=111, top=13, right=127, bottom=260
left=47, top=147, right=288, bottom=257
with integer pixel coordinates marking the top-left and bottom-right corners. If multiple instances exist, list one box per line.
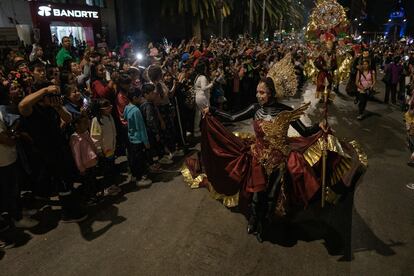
left=266, top=53, right=297, bottom=98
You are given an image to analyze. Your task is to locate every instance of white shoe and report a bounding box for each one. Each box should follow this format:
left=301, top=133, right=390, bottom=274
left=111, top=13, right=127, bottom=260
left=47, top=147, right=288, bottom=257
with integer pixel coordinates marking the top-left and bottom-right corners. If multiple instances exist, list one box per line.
left=174, top=149, right=185, bottom=157
left=14, top=217, right=39, bottom=228
left=22, top=209, right=38, bottom=217
left=137, top=176, right=152, bottom=187
left=159, top=156, right=173, bottom=165
left=104, top=185, right=121, bottom=196
left=406, top=183, right=414, bottom=190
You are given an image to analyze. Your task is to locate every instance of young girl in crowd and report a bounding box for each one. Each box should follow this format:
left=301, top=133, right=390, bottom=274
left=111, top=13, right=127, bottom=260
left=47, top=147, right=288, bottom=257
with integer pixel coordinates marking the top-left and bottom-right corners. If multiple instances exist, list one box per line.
left=69, top=115, right=101, bottom=203
left=90, top=98, right=121, bottom=196
left=124, top=89, right=152, bottom=187
left=355, top=60, right=376, bottom=120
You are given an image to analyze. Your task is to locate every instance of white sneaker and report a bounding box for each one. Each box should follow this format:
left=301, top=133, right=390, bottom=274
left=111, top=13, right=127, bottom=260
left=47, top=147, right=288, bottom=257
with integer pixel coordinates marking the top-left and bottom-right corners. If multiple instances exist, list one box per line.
left=159, top=156, right=173, bottom=165
left=174, top=149, right=185, bottom=157
left=14, top=217, right=39, bottom=228
left=104, top=185, right=121, bottom=196
left=22, top=209, right=38, bottom=217
left=406, top=183, right=414, bottom=190
left=137, top=176, right=152, bottom=187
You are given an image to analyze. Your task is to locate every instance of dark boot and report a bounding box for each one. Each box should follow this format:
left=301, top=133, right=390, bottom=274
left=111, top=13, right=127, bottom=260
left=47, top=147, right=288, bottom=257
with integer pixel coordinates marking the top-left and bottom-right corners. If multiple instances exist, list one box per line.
left=255, top=201, right=268, bottom=243
left=247, top=202, right=258, bottom=235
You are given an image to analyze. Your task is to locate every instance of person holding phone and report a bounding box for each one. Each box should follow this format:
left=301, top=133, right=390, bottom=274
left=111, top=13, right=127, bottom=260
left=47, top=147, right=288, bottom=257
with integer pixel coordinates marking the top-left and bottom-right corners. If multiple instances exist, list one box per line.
left=19, top=84, right=88, bottom=223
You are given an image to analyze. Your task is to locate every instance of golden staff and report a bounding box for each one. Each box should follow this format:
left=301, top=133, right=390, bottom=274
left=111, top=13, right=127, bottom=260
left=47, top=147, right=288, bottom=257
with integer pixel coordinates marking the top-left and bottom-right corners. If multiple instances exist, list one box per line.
left=321, top=81, right=329, bottom=208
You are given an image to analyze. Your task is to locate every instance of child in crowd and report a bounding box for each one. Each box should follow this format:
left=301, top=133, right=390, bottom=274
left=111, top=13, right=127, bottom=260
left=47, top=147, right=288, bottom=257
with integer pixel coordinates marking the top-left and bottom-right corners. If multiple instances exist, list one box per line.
left=90, top=98, right=121, bottom=196
left=139, top=83, right=164, bottom=172
left=69, top=115, right=101, bottom=203
left=124, top=89, right=152, bottom=187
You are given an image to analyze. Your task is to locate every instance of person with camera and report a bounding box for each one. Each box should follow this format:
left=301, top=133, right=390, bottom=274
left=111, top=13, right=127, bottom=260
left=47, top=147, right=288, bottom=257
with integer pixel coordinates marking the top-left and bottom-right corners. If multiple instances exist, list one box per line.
left=18, top=84, right=88, bottom=223
left=355, top=59, right=376, bottom=120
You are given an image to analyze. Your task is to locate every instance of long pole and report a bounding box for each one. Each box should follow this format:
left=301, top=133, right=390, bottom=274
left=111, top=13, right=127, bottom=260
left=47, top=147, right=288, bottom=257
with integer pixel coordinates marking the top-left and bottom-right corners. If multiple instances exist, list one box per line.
left=249, top=0, right=253, bottom=35
left=321, top=82, right=330, bottom=208
left=261, top=0, right=266, bottom=40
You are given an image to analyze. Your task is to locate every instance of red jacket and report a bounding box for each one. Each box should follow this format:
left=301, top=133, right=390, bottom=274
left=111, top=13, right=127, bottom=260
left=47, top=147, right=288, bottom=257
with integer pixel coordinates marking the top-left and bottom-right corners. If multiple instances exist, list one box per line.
left=92, top=80, right=113, bottom=99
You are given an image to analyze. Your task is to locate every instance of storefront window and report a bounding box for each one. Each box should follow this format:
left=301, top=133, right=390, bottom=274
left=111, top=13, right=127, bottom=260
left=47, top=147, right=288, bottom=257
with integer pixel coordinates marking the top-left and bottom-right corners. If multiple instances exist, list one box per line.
left=86, top=0, right=106, bottom=8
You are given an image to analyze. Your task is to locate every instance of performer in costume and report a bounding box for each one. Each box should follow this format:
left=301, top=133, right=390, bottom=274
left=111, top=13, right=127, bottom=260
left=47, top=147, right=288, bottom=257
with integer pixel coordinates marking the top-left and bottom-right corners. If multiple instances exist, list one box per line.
left=304, top=0, right=352, bottom=102
left=314, top=37, right=337, bottom=102
left=183, top=54, right=367, bottom=243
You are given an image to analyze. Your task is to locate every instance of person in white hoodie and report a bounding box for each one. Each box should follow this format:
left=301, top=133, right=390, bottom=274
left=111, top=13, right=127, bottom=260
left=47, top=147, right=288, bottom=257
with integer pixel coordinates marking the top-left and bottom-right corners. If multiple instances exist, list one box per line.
left=90, top=98, right=121, bottom=196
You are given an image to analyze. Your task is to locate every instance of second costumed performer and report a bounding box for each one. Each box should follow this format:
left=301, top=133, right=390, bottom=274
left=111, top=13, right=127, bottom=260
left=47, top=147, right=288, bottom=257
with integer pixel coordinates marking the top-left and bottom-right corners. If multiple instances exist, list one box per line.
left=182, top=54, right=367, bottom=243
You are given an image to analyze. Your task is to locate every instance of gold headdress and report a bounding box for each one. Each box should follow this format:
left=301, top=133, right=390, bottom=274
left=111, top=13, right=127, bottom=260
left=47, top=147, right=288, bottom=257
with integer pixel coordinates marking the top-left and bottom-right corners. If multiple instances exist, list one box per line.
left=266, top=53, right=297, bottom=98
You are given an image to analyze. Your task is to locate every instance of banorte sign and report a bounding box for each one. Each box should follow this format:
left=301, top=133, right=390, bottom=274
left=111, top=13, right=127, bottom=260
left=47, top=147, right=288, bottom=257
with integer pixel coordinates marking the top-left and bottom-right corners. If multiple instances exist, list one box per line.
left=37, top=5, right=99, bottom=19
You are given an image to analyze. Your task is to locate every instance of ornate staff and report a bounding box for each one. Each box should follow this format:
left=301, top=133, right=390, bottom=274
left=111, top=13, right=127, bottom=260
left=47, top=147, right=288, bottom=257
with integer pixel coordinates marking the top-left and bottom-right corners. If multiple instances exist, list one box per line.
left=321, top=80, right=329, bottom=208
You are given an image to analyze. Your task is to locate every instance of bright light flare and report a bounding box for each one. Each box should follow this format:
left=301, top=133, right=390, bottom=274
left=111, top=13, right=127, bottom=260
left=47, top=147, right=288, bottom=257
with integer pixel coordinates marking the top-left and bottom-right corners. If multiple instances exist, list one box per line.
left=136, top=53, right=143, bottom=61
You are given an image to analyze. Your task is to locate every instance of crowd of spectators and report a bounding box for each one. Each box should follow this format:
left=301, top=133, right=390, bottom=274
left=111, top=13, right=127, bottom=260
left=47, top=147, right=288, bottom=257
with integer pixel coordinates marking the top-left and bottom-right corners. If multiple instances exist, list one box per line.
left=0, top=35, right=309, bottom=248
left=2, top=34, right=414, bottom=248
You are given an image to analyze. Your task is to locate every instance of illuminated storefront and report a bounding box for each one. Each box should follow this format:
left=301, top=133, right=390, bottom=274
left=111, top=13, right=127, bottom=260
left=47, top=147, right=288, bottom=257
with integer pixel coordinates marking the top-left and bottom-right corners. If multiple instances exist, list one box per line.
left=30, top=1, right=102, bottom=46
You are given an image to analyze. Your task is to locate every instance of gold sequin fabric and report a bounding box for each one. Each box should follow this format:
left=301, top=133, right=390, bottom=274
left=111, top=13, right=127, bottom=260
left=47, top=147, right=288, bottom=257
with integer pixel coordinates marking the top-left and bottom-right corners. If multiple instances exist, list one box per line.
left=181, top=165, right=239, bottom=208
left=252, top=103, right=311, bottom=175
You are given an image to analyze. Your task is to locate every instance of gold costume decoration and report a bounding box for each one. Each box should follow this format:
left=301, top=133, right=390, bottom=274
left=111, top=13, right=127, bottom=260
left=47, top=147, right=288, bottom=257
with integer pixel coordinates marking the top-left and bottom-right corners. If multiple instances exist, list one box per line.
left=181, top=165, right=239, bottom=208
left=303, top=134, right=351, bottom=167
left=253, top=103, right=310, bottom=175
left=267, top=53, right=298, bottom=98
left=333, top=52, right=353, bottom=86
left=349, top=140, right=369, bottom=168
left=306, top=0, right=349, bottom=39
left=305, top=0, right=352, bottom=86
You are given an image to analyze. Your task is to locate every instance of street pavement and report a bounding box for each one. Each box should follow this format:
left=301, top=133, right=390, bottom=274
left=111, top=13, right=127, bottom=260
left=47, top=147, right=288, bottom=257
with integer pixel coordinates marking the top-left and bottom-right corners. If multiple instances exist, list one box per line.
left=1, top=80, right=413, bottom=276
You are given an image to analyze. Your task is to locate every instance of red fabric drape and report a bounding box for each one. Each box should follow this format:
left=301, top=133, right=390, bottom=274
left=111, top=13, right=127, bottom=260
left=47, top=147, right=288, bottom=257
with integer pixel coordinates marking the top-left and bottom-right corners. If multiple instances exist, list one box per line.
left=200, top=114, right=267, bottom=196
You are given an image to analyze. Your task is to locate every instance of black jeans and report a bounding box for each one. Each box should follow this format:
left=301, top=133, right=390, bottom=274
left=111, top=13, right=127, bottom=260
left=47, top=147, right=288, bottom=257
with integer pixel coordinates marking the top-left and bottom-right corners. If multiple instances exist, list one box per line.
left=80, top=167, right=99, bottom=197
left=0, top=162, right=22, bottom=220
left=384, top=83, right=397, bottom=104
left=127, top=142, right=148, bottom=179
left=358, top=93, right=369, bottom=115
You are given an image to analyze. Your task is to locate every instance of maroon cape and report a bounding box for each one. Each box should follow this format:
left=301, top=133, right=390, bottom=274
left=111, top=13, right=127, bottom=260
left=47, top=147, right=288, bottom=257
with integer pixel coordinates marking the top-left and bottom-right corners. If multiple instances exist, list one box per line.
left=194, top=114, right=363, bottom=211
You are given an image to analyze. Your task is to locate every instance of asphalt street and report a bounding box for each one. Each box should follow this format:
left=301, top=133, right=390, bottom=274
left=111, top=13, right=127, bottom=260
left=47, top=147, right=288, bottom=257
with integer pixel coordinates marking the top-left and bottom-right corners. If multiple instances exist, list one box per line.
left=1, top=81, right=413, bottom=276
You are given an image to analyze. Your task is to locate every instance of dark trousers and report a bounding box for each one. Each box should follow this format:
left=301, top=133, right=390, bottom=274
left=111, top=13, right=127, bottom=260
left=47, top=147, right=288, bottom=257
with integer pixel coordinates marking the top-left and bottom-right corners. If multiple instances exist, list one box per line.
left=385, top=83, right=397, bottom=104
left=250, top=169, right=283, bottom=226
left=80, top=167, right=99, bottom=197
left=0, top=162, right=22, bottom=220
left=148, top=134, right=165, bottom=162
left=127, top=142, right=148, bottom=179
left=358, top=93, right=369, bottom=115
left=116, top=124, right=128, bottom=157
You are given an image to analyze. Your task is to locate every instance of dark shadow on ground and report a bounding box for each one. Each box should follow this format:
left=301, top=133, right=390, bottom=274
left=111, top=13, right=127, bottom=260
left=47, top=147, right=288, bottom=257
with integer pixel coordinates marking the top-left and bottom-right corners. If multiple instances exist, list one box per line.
left=256, top=173, right=405, bottom=262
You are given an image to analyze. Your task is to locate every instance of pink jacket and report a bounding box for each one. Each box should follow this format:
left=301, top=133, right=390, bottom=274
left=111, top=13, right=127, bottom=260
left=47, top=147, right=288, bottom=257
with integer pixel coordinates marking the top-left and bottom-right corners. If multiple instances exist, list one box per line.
left=70, top=131, right=98, bottom=173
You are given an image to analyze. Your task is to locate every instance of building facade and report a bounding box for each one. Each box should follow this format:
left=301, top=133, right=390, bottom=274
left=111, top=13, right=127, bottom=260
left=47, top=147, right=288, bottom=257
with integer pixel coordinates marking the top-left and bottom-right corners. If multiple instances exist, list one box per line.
left=0, top=0, right=117, bottom=48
